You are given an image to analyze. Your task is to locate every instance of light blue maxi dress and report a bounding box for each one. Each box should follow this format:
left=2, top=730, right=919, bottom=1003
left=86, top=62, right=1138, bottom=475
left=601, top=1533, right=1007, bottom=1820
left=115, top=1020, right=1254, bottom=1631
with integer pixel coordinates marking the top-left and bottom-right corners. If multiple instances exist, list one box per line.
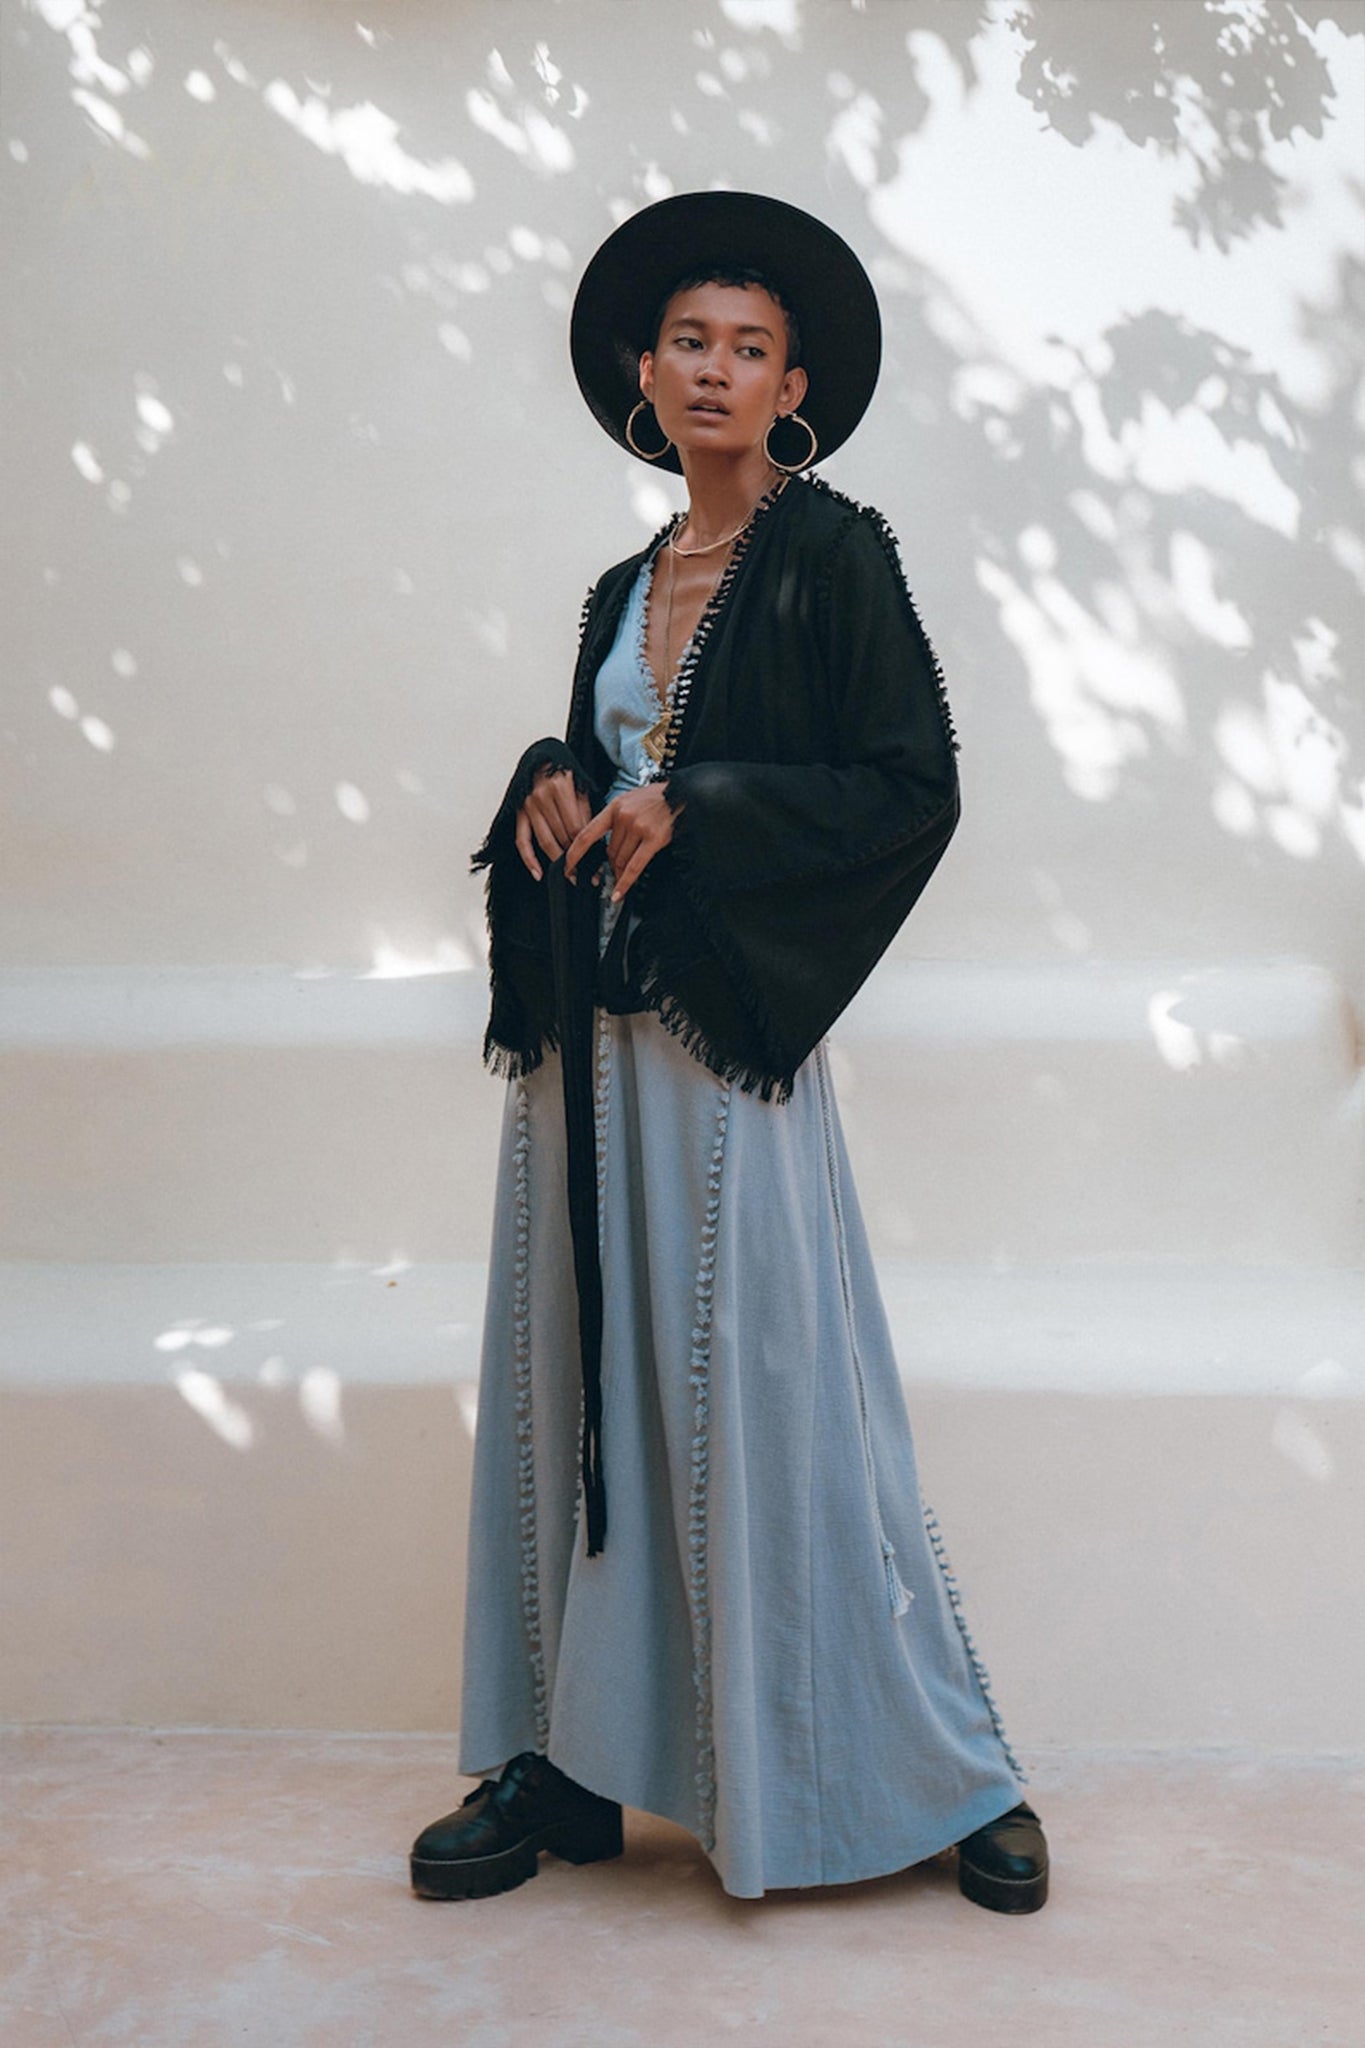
left=459, top=544, right=1026, bottom=1899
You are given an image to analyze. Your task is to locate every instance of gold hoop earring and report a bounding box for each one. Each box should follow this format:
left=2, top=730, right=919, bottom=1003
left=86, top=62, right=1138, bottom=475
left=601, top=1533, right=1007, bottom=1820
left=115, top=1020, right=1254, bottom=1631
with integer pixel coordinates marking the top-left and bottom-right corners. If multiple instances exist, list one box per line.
left=626, top=399, right=672, bottom=461
left=763, top=411, right=818, bottom=474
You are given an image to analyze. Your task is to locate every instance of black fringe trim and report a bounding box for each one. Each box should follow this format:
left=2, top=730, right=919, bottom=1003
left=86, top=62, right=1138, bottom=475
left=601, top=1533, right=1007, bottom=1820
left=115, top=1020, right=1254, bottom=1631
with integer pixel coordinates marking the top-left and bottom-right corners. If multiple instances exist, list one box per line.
left=632, top=839, right=803, bottom=1104
left=644, top=988, right=796, bottom=1105
left=561, top=578, right=604, bottom=757
left=480, top=1033, right=556, bottom=1083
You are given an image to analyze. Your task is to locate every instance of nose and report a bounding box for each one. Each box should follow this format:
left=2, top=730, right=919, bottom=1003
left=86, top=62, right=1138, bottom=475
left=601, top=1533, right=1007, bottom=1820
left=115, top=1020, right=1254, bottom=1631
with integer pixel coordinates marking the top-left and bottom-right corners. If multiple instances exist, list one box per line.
left=697, top=348, right=729, bottom=386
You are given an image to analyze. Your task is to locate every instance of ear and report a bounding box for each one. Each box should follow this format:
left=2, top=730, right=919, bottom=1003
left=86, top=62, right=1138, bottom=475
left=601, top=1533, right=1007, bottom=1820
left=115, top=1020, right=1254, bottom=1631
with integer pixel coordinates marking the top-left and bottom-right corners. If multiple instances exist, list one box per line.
left=777, top=363, right=808, bottom=414
left=638, top=350, right=656, bottom=403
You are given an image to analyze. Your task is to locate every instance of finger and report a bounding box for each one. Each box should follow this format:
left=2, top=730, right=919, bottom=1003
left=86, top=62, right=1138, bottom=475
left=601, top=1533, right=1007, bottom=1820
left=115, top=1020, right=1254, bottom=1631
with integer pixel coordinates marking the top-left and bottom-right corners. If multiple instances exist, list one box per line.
left=549, top=780, right=589, bottom=849
left=550, top=777, right=591, bottom=844
left=532, top=768, right=575, bottom=821
left=609, top=838, right=660, bottom=903
left=529, top=803, right=570, bottom=861
left=564, top=805, right=613, bottom=881
left=608, top=825, right=640, bottom=881
left=514, top=809, right=542, bottom=881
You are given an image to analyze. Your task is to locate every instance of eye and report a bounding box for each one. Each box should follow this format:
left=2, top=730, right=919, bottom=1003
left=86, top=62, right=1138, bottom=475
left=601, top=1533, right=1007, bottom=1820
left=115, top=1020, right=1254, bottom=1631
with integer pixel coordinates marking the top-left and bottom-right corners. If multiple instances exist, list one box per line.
left=739, top=345, right=767, bottom=359
left=673, top=335, right=702, bottom=349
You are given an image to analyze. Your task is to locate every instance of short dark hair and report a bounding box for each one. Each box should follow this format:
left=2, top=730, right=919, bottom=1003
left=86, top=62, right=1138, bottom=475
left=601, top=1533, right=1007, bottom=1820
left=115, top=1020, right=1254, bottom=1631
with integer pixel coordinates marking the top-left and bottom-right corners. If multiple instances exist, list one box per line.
left=650, top=264, right=803, bottom=369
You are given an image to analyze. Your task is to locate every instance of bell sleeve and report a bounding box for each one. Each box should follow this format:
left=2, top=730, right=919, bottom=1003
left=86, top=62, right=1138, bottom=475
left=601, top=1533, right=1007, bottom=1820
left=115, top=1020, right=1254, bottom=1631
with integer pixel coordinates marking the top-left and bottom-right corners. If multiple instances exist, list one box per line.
left=639, top=511, right=961, bottom=1096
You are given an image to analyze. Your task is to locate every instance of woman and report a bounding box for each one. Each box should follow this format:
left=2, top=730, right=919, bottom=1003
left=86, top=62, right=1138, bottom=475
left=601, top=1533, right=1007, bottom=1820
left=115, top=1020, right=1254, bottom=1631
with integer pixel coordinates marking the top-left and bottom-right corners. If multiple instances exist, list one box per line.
left=411, top=192, right=1048, bottom=1910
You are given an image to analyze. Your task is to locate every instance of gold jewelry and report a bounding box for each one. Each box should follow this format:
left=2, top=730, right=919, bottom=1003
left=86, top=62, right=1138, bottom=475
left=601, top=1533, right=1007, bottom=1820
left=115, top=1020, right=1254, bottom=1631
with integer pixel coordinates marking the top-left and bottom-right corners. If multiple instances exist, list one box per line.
left=668, top=466, right=781, bottom=557
left=625, top=399, right=672, bottom=461
left=668, top=521, right=747, bottom=558
left=640, top=719, right=672, bottom=767
left=763, top=410, right=819, bottom=474
left=640, top=475, right=791, bottom=763
left=641, top=529, right=728, bottom=764
left=642, top=544, right=690, bottom=763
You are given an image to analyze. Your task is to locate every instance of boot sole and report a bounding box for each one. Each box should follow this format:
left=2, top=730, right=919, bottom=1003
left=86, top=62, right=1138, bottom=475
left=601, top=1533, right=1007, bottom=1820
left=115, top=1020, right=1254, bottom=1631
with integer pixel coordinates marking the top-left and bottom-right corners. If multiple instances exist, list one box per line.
left=411, top=1809, right=624, bottom=1901
left=957, top=1853, right=1049, bottom=1914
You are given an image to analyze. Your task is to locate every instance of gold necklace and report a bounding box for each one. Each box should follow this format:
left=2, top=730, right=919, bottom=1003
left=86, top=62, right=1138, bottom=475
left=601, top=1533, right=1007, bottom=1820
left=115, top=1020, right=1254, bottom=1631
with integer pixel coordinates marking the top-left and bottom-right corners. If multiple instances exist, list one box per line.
left=641, top=545, right=728, bottom=765
left=668, top=467, right=780, bottom=558
left=669, top=517, right=748, bottom=558
left=641, top=474, right=788, bottom=765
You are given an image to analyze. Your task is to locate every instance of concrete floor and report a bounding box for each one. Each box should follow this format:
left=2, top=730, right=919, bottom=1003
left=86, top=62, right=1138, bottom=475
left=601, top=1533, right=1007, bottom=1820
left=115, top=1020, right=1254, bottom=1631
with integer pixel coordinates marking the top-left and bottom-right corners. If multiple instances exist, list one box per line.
left=2, top=1731, right=1360, bottom=2048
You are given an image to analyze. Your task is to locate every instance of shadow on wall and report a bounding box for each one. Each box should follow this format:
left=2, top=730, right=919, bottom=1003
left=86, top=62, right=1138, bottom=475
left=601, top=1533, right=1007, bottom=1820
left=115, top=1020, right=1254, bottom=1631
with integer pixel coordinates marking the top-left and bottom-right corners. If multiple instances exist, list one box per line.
left=5, top=0, right=1363, bottom=976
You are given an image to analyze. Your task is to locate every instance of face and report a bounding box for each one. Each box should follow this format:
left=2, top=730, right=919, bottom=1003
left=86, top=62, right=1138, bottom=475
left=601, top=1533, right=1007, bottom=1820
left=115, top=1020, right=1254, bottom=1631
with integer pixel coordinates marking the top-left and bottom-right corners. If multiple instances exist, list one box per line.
left=638, top=280, right=808, bottom=460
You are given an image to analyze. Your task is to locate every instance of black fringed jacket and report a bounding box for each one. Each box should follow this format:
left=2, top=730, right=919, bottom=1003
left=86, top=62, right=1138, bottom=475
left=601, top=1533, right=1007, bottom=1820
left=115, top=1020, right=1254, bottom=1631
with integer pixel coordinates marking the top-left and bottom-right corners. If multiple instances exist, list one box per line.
left=472, top=473, right=961, bottom=1103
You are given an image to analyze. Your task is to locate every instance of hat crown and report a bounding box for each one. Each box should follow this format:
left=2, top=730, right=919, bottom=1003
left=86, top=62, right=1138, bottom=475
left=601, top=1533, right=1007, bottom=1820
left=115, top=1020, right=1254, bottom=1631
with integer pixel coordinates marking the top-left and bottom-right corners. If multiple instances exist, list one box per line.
left=570, top=190, right=881, bottom=475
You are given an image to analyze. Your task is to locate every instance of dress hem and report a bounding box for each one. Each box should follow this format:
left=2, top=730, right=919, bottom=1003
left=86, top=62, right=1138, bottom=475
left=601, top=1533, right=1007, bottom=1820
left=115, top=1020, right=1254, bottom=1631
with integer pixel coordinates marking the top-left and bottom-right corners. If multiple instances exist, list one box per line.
left=459, top=1733, right=1026, bottom=1902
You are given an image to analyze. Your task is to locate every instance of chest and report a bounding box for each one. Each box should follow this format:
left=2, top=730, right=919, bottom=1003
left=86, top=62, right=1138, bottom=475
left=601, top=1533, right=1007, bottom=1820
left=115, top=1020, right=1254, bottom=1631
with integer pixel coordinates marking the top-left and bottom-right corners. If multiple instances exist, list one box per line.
left=574, top=515, right=839, bottom=774
left=640, top=544, right=733, bottom=700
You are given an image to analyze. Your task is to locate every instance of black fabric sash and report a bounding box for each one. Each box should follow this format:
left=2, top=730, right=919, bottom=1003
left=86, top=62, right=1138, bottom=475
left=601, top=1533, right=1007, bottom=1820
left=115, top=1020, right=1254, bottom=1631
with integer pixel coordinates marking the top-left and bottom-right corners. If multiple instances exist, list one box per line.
left=544, top=853, right=609, bottom=1555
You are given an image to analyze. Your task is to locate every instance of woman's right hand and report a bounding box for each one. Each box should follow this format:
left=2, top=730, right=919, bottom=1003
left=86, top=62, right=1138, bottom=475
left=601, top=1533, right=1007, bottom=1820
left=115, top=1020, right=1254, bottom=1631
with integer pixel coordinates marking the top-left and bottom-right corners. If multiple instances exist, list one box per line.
left=515, top=766, right=594, bottom=881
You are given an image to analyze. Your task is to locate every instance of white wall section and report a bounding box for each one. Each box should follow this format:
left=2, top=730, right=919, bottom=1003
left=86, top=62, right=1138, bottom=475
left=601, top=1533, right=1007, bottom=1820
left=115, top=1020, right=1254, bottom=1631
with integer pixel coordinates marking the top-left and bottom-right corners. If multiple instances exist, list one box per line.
left=2, top=0, right=1361, bottom=1742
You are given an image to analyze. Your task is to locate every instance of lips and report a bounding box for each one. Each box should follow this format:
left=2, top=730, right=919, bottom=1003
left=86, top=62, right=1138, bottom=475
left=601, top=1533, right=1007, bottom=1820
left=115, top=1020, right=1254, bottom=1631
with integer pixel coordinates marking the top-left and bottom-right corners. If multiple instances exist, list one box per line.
left=689, top=400, right=730, bottom=415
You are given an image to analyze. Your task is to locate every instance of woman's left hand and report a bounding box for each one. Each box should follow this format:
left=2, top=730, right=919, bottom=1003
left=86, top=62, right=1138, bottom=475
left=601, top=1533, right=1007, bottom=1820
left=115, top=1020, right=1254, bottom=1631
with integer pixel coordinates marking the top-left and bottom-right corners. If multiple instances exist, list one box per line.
left=564, top=783, right=680, bottom=903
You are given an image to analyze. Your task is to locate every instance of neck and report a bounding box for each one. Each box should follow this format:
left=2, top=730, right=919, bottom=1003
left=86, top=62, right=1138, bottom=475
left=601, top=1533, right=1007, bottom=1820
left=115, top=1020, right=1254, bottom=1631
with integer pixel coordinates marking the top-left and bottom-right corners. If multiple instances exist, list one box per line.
left=675, top=446, right=780, bottom=547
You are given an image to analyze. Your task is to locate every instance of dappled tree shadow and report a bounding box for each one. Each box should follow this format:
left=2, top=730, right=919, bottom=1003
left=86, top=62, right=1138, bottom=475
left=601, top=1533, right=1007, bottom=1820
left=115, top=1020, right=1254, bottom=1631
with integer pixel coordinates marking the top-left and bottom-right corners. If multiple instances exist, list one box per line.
left=955, top=246, right=1363, bottom=958
left=5, top=0, right=1362, bottom=976
left=1011, top=0, right=1357, bottom=247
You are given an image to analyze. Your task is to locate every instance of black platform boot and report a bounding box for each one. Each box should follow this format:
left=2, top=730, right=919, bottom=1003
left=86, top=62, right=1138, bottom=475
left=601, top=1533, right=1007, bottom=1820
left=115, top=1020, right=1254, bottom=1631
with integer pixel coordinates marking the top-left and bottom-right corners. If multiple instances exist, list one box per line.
left=956, top=1801, right=1049, bottom=1913
left=410, top=1752, right=624, bottom=1900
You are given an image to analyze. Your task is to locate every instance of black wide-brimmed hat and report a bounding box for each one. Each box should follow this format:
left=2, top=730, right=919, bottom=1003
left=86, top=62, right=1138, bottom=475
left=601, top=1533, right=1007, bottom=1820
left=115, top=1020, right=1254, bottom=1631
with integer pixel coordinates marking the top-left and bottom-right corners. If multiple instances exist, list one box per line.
left=570, top=190, right=881, bottom=476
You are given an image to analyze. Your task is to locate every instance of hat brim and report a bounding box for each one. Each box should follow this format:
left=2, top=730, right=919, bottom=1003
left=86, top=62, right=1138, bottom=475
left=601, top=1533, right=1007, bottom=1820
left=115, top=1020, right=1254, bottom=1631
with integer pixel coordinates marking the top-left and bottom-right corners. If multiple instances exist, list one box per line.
left=570, top=191, right=881, bottom=476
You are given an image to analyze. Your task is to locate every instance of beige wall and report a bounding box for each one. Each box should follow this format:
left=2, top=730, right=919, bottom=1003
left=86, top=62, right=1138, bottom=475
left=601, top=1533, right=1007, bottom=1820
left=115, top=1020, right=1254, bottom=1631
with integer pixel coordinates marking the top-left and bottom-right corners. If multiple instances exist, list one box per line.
left=6, top=1379, right=1364, bottom=1750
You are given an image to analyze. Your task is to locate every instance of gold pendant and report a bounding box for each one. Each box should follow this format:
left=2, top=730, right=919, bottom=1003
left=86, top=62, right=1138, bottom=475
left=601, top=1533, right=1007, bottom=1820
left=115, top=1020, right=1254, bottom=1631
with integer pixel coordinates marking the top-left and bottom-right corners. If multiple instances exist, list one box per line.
left=641, top=713, right=672, bottom=764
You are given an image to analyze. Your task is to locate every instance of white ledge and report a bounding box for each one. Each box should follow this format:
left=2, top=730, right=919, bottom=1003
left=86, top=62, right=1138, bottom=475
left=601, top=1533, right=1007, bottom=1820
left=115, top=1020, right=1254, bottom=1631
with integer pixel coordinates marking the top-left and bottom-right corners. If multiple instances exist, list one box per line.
left=3, top=1261, right=1362, bottom=1397
left=0, top=959, right=1354, bottom=1058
